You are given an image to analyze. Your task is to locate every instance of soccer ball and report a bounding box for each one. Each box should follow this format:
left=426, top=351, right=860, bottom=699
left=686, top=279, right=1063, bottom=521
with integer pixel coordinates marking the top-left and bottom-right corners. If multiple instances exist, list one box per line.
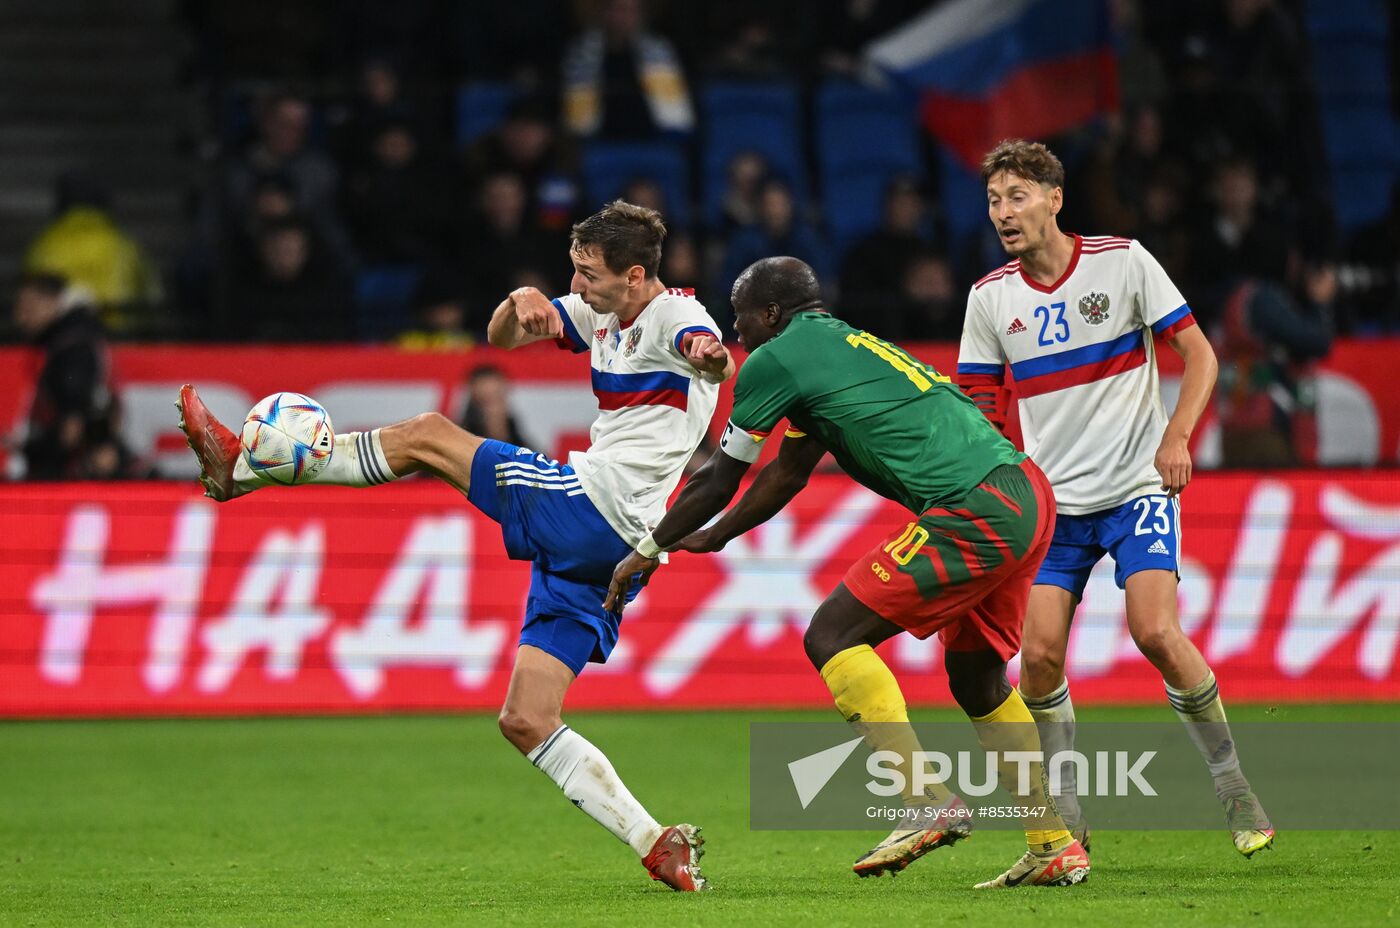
left=240, top=392, right=334, bottom=485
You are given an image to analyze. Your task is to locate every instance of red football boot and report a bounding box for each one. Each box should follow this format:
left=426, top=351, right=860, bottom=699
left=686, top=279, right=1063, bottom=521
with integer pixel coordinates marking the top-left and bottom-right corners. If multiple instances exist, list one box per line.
left=642, top=824, right=708, bottom=891
left=175, top=384, right=248, bottom=501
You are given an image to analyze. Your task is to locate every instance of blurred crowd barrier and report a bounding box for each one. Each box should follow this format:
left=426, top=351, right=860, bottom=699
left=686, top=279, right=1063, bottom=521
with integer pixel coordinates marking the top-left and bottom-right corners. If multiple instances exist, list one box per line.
left=3, top=337, right=1400, bottom=479
left=2, top=468, right=1398, bottom=716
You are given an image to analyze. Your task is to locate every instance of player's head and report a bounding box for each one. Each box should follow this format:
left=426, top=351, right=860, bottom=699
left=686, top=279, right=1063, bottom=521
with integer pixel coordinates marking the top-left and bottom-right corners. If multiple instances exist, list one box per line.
left=569, top=200, right=667, bottom=313
left=981, top=139, right=1065, bottom=258
left=13, top=272, right=71, bottom=338
left=730, top=256, right=823, bottom=350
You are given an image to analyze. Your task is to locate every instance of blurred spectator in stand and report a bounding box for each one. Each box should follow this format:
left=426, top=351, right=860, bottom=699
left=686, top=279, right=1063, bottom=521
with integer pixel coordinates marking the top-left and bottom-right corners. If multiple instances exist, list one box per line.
left=899, top=251, right=961, bottom=340
left=1215, top=264, right=1336, bottom=467
left=11, top=273, right=139, bottom=480
left=702, top=5, right=795, bottom=78
left=23, top=173, right=162, bottom=332
left=451, top=0, right=567, bottom=85
left=1191, top=156, right=1296, bottom=328
left=228, top=218, right=352, bottom=341
left=619, top=176, right=668, bottom=218
left=1079, top=105, right=1168, bottom=238
left=230, top=173, right=299, bottom=266
left=720, top=151, right=769, bottom=232
left=1135, top=161, right=1194, bottom=285
left=1202, top=0, right=1326, bottom=205
left=215, top=91, right=353, bottom=271
left=462, top=97, right=578, bottom=234
left=396, top=270, right=473, bottom=349
left=460, top=365, right=530, bottom=447
left=562, top=0, right=694, bottom=140
left=719, top=178, right=831, bottom=334
left=661, top=235, right=703, bottom=293
left=343, top=118, right=457, bottom=265
left=330, top=56, right=429, bottom=171
left=1109, top=0, right=1170, bottom=111
left=80, top=418, right=155, bottom=480
left=816, top=0, right=927, bottom=74
left=840, top=175, right=935, bottom=330
left=461, top=171, right=564, bottom=313
left=190, top=0, right=340, bottom=81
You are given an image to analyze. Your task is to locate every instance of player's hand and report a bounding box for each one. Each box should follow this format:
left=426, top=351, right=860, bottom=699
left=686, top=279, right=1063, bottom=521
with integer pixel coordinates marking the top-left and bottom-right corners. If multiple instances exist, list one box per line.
left=672, top=527, right=727, bottom=554
left=603, top=550, right=661, bottom=615
left=1154, top=431, right=1192, bottom=498
left=683, top=332, right=729, bottom=376
left=511, top=287, right=563, bottom=339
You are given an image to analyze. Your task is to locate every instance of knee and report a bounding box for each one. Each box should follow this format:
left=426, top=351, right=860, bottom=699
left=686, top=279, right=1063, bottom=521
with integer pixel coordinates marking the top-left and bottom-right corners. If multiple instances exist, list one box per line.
left=498, top=706, right=555, bottom=753
left=1130, top=623, right=1181, bottom=666
left=1019, top=637, right=1066, bottom=687
left=946, top=658, right=1011, bottom=718
left=804, top=606, right=854, bottom=671
left=405, top=411, right=456, bottom=446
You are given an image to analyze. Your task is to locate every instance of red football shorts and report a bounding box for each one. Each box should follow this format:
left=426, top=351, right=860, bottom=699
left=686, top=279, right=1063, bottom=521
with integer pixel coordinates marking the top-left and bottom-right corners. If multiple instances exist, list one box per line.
left=843, top=458, right=1056, bottom=661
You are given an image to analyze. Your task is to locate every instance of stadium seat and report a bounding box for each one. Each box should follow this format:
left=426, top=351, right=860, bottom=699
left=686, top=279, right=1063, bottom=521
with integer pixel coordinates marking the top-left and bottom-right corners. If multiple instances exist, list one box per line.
left=1306, top=0, right=1399, bottom=231
left=699, top=81, right=806, bottom=228
left=1305, top=0, right=1387, bottom=39
left=1331, top=167, right=1397, bottom=229
left=815, top=79, right=924, bottom=253
left=581, top=141, right=692, bottom=230
left=455, top=82, right=519, bottom=147
left=354, top=265, right=422, bottom=340
left=1321, top=105, right=1399, bottom=164
left=1310, top=38, right=1391, bottom=102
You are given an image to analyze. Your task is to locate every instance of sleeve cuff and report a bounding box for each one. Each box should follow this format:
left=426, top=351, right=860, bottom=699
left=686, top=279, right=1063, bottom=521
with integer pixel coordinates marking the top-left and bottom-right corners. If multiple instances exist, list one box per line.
left=552, top=298, right=589, bottom=353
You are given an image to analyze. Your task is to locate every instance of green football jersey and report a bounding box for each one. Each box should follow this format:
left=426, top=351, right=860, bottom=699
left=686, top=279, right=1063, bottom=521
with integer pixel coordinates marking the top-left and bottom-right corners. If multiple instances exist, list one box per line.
left=726, top=311, right=1024, bottom=513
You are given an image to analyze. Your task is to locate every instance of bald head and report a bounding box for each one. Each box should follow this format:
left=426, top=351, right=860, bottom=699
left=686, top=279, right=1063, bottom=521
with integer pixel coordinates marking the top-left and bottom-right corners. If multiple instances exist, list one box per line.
left=732, top=256, right=822, bottom=316
left=729, top=256, right=826, bottom=351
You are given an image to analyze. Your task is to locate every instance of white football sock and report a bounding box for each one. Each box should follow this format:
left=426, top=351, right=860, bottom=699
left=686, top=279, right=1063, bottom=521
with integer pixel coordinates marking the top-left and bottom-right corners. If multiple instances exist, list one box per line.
left=312, top=430, right=398, bottom=487
left=528, top=725, right=664, bottom=857
left=1167, top=670, right=1252, bottom=801
left=1021, top=678, right=1083, bottom=830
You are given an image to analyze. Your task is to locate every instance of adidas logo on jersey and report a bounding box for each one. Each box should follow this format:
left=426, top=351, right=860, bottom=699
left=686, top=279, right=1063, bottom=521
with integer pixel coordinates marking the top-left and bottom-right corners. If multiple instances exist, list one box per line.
left=1006, top=318, right=1027, bottom=335
left=1147, top=539, right=1170, bottom=555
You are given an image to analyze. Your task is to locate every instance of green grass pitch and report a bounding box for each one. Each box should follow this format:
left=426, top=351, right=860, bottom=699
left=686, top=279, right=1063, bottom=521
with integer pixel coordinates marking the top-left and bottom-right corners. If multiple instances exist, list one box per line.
left=3, top=705, right=1398, bottom=926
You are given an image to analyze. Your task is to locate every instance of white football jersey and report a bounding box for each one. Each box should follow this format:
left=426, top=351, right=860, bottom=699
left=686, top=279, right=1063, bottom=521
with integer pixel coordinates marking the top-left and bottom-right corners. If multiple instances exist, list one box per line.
left=957, top=235, right=1197, bottom=515
left=552, top=287, right=722, bottom=545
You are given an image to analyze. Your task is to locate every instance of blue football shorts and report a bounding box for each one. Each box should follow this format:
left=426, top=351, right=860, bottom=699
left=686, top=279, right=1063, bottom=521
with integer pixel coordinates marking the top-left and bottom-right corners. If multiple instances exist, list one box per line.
left=1034, top=493, right=1181, bottom=598
left=467, top=440, right=640, bottom=675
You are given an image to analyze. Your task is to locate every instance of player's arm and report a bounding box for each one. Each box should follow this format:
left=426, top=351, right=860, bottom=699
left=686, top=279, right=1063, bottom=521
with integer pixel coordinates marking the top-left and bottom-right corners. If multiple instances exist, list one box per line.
left=680, top=331, right=736, bottom=383
left=602, top=447, right=752, bottom=613
left=486, top=287, right=563, bottom=349
left=1156, top=322, right=1218, bottom=497
left=673, top=432, right=825, bottom=554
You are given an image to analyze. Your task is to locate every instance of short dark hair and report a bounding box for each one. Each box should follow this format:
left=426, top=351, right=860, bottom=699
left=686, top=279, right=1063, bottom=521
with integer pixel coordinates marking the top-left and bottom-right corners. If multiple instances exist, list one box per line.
left=980, top=139, right=1065, bottom=189
left=733, top=256, right=821, bottom=312
left=570, top=200, right=667, bottom=278
left=17, top=272, right=67, bottom=298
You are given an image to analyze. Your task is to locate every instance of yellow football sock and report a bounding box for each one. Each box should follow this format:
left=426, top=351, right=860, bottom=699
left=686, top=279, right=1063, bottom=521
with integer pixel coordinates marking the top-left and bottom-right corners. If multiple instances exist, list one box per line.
left=820, top=645, right=949, bottom=806
left=971, top=689, right=1072, bottom=851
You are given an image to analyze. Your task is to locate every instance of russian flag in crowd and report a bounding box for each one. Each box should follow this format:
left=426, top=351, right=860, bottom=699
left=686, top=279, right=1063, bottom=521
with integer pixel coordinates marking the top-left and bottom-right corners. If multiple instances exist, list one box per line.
left=867, top=0, right=1119, bottom=170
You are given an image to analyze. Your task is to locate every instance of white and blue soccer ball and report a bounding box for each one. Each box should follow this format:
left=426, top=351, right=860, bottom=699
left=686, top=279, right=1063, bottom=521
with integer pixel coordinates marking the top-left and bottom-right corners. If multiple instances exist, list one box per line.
left=240, top=392, right=334, bottom=485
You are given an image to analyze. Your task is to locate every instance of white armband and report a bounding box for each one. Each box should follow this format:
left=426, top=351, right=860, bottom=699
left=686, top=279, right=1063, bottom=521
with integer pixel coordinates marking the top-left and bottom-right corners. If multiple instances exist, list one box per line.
left=718, top=420, right=764, bottom=463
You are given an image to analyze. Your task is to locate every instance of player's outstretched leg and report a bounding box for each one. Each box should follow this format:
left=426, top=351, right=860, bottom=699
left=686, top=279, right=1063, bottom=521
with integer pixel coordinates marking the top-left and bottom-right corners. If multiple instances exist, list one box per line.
left=805, top=587, right=971, bottom=879
left=1126, top=571, right=1274, bottom=858
left=946, top=649, right=1090, bottom=889
left=499, top=645, right=707, bottom=891
left=177, top=385, right=482, bottom=501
